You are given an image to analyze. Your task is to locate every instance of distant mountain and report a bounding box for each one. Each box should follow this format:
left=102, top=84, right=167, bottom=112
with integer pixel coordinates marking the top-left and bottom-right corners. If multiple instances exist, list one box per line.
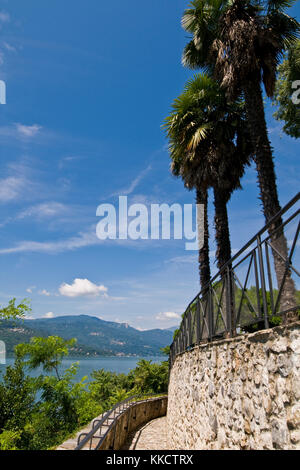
left=165, top=326, right=179, bottom=332
left=0, top=315, right=173, bottom=357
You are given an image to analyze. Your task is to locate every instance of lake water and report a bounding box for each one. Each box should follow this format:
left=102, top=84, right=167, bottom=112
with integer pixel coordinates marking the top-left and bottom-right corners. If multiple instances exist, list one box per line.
left=0, top=356, right=166, bottom=382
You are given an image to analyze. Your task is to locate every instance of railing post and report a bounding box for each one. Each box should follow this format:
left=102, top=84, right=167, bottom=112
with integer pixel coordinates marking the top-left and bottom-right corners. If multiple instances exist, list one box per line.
left=225, top=265, right=235, bottom=337
left=208, top=285, right=213, bottom=341
left=187, top=309, right=191, bottom=348
left=196, top=297, right=201, bottom=344
left=257, top=235, right=269, bottom=329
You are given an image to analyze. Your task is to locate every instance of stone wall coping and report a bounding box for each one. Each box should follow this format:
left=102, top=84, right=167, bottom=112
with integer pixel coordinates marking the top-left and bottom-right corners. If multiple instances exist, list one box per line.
left=173, top=320, right=300, bottom=359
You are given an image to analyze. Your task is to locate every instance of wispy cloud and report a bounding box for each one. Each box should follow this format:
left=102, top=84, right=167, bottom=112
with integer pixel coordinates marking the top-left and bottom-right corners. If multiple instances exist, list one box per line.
left=58, top=155, right=83, bottom=170
left=16, top=124, right=42, bottom=138
left=0, top=176, right=27, bottom=202
left=0, top=160, right=45, bottom=205
left=3, top=42, right=16, bottom=52
left=0, top=123, right=43, bottom=140
left=0, top=227, right=99, bottom=255
left=17, top=202, right=68, bottom=220
left=109, top=165, right=152, bottom=198
left=0, top=12, right=10, bottom=24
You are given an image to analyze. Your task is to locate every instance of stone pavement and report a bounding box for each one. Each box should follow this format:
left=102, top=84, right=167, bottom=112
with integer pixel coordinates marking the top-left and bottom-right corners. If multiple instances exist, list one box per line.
left=122, top=417, right=169, bottom=450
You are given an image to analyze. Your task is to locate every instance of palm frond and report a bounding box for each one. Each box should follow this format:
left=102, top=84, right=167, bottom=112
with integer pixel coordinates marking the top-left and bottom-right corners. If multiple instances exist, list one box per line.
left=266, top=0, right=298, bottom=13
left=187, top=124, right=212, bottom=153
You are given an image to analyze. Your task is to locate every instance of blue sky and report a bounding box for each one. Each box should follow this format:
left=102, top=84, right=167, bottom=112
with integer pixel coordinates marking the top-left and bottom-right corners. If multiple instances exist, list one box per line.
left=0, top=0, right=299, bottom=330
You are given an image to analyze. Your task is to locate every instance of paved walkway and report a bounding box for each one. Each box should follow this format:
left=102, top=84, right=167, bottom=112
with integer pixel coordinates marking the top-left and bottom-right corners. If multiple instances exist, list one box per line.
left=122, top=417, right=169, bottom=450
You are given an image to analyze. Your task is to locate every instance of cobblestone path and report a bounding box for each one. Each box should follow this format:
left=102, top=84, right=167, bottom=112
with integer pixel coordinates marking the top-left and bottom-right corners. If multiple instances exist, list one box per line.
left=122, top=417, right=169, bottom=450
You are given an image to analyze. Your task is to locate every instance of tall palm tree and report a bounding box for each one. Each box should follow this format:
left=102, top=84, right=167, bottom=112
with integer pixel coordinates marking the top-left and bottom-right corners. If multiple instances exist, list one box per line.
left=182, top=0, right=299, bottom=321
left=164, top=74, right=253, bottom=290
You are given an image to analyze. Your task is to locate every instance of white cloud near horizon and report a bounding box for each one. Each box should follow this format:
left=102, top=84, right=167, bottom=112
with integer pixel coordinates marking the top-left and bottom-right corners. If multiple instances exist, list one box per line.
left=155, top=311, right=181, bottom=321
left=59, top=278, right=108, bottom=298
left=43, top=312, right=55, bottom=319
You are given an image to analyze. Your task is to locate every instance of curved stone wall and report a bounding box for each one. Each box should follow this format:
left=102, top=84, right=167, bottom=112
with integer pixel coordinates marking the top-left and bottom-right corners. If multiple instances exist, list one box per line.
left=99, top=396, right=168, bottom=450
left=167, top=321, right=300, bottom=450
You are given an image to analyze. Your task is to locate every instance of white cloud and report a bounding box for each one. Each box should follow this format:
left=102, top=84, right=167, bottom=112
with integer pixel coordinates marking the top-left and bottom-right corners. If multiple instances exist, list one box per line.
left=155, top=311, right=181, bottom=321
left=43, top=312, right=55, bottom=319
left=0, top=161, right=44, bottom=205
left=16, top=124, right=42, bottom=138
left=3, top=42, right=16, bottom=52
left=26, top=286, right=36, bottom=294
left=39, top=289, right=51, bottom=297
left=17, top=202, right=68, bottom=220
left=0, top=123, right=43, bottom=142
left=110, top=165, right=152, bottom=198
left=0, top=227, right=99, bottom=255
left=59, top=278, right=108, bottom=298
left=0, top=176, right=27, bottom=202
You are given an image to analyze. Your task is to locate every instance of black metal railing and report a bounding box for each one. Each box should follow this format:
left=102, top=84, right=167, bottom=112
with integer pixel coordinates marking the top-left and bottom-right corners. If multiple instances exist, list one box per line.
left=75, top=394, right=167, bottom=451
left=169, top=192, right=300, bottom=368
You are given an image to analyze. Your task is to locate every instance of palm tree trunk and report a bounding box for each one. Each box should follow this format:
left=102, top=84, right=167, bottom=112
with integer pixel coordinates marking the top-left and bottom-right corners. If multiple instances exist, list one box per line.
left=213, top=188, right=232, bottom=270
left=196, top=187, right=211, bottom=290
left=213, top=187, right=235, bottom=337
left=243, top=79, right=297, bottom=324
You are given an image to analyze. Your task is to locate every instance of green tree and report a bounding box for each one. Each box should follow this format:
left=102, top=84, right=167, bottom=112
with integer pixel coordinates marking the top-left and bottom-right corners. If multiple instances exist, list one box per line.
left=89, top=369, right=127, bottom=408
left=181, top=0, right=299, bottom=322
left=127, top=359, right=169, bottom=395
left=0, top=298, right=31, bottom=322
left=273, top=39, right=300, bottom=138
left=0, top=335, right=102, bottom=450
left=160, top=345, right=170, bottom=357
left=0, top=358, right=38, bottom=450
left=15, top=336, right=76, bottom=380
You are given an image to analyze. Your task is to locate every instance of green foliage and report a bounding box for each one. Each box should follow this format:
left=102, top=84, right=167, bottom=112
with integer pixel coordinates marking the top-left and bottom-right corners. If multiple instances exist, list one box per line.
left=128, top=359, right=169, bottom=395
left=0, top=334, right=168, bottom=450
left=160, top=345, right=170, bottom=356
left=0, top=430, right=22, bottom=450
left=0, top=298, right=31, bottom=323
left=173, top=329, right=180, bottom=340
left=273, top=39, right=300, bottom=138
left=15, top=336, right=76, bottom=379
left=0, top=359, right=37, bottom=427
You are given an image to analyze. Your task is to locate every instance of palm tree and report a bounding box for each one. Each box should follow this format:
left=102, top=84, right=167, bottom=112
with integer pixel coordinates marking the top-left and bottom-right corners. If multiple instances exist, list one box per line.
left=182, top=0, right=299, bottom=321
left=164, top=74, right=253, bottom=290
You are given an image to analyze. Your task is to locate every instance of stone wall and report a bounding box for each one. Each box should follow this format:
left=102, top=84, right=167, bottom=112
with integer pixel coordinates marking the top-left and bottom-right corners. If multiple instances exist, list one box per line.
left=100, top=396, right=168, bottom=450
left=167, top=321, right=300, bottom=450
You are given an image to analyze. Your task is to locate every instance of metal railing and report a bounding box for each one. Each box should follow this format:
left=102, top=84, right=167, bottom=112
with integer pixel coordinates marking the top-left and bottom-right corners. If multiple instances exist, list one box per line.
left=75, top=394, right=167, bottom=451
left=169, top=192, right=300, bottom=368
